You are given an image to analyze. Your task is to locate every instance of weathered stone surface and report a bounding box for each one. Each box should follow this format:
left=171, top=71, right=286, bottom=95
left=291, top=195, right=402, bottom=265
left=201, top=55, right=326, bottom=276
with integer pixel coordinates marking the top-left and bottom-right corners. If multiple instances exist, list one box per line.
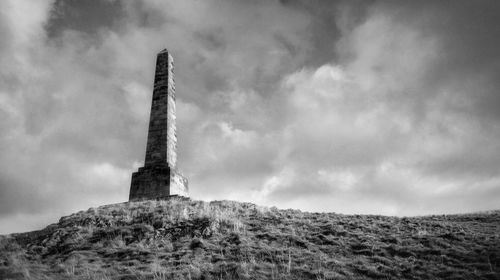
left=129, top=165, right=188, bottom=200
left=144, top=49, right=177, bottom=167
left=129, top=49, right=188, bottom=201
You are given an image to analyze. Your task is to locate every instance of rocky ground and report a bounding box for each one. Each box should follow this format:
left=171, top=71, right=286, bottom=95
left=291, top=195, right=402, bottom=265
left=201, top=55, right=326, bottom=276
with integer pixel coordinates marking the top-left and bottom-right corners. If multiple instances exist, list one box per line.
left=0, top=198, right=499, bottom=279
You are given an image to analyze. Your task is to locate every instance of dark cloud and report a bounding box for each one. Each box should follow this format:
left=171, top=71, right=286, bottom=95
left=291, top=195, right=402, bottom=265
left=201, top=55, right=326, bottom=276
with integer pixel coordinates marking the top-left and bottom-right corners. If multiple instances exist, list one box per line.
left=355, top=1, right=500, bottom=123
left=281, top=0, right=373, bottom=67
left=47, top=0, right=124, bottom=38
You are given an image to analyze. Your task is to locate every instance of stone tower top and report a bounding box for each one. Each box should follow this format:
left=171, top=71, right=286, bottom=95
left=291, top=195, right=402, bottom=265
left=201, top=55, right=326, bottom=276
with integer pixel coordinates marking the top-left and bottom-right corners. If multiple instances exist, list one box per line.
left=144, top=50, right=177, bottom=168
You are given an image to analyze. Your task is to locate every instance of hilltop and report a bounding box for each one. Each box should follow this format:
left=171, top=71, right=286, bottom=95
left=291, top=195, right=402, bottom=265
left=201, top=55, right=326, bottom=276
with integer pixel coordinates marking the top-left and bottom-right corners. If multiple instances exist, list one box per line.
left=1, top=198, right=499, bottom=279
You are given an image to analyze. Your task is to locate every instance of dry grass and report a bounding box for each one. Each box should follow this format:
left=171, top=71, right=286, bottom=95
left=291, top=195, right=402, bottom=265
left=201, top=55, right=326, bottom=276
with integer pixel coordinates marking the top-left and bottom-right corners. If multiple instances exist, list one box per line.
left=1, top=198, right=499, bottom=279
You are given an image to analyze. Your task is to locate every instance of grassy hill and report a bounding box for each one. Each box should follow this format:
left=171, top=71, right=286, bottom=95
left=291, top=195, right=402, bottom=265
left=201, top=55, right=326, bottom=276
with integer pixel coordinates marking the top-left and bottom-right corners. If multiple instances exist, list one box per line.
left=1, top=198, right=499, bottom=279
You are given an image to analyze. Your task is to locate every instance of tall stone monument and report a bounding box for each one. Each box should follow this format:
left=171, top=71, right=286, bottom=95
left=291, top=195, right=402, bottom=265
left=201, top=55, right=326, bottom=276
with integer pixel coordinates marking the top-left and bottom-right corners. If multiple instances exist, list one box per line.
left=129, top=49, right=188, bottom=201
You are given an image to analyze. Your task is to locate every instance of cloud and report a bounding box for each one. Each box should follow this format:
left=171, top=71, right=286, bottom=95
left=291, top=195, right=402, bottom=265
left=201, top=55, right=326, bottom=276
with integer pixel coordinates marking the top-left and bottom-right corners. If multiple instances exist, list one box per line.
left=0, top=0, right=140, bottom=233
left=1, top=0, right=500, bottom=234
left=250, top=2, right=500, bottom=215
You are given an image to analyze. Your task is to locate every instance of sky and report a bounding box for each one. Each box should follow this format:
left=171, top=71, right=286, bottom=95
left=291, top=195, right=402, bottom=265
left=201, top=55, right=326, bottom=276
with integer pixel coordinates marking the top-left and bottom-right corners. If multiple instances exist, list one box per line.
left=1, top=0, right=500, bottom=234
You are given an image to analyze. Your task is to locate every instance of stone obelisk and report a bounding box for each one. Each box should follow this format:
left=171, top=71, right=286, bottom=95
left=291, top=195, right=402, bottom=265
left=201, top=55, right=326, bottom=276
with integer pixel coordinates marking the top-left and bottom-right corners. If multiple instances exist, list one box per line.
left=129, top=49, right=188, bottom=201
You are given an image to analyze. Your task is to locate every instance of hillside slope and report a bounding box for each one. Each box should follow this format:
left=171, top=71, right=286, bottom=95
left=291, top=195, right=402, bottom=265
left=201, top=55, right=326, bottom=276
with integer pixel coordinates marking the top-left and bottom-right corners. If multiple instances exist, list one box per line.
left=1, top=198, right=499, bottom=279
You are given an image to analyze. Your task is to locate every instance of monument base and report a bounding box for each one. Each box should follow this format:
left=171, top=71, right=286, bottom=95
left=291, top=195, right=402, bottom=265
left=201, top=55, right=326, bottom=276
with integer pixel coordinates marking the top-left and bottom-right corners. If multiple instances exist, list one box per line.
left=129, top=164, right=188, bottom=201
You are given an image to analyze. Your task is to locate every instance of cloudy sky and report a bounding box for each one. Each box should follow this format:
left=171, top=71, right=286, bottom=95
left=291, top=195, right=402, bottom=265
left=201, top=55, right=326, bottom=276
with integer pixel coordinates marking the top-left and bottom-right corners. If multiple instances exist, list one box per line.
left=1, top=0, right=500, bottom=234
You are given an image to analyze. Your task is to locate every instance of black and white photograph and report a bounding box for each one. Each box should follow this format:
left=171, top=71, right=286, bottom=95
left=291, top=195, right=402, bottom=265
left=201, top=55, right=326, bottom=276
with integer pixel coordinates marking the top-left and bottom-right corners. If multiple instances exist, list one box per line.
left=0, top=0, right=499, bottom=279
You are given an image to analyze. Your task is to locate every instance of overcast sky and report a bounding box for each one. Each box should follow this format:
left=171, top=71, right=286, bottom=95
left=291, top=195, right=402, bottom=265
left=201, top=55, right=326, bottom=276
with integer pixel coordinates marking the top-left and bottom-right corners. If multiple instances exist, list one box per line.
left=1, top=0, right=500, bottom=234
